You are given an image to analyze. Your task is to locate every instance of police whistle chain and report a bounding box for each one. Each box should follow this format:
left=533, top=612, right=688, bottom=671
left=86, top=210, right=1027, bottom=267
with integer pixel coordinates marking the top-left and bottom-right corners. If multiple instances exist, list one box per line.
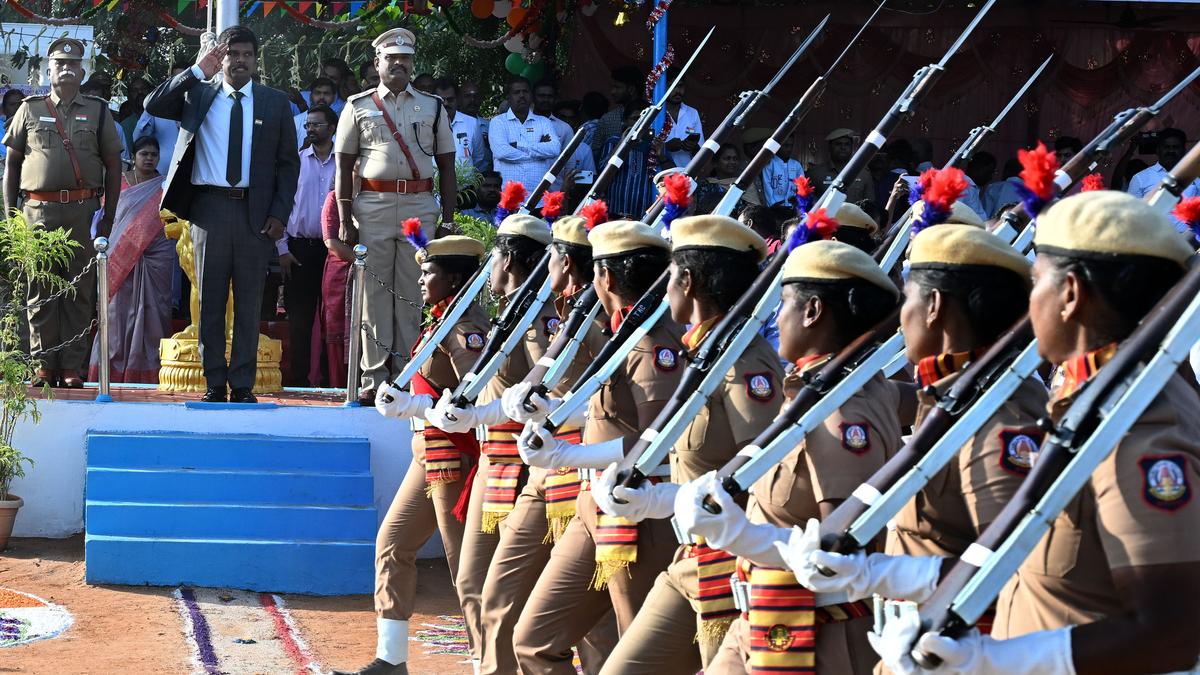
left=700, top=311, right=903, bottom=516
left=578, top=27, right=715, bottom=209
left=610, top=0, right=998, bottom=497
left=876, top=53, right=1053, bottom=270
left=520, top=126, right=588, bottom=215
left=708, top=2, right=886, bottom=220
left=1007, top=61, right=1200, bottom=254
left=641, top=14, right=830, bottom=226
left=910, top=256, right=1200, bottom=668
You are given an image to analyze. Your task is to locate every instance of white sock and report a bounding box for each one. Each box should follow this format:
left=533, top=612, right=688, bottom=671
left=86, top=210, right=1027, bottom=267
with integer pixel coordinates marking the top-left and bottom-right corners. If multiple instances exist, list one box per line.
left=375, top=618, right=408, bottom=665
left=472, top=658, right=481, bottom=675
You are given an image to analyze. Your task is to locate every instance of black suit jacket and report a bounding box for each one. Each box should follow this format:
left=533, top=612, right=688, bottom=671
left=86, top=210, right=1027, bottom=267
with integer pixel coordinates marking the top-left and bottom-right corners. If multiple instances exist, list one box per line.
left=144, top=70, right=300, bottom=232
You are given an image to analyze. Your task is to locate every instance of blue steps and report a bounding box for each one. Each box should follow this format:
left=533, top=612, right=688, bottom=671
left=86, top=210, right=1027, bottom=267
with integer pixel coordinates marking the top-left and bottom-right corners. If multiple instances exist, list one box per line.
left=84, top=432, right=377, bottom=595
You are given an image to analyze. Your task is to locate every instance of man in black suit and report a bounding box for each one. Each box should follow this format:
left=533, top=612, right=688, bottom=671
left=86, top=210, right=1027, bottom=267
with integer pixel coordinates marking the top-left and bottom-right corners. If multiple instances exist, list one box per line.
left=145, top=27, right=300, bottom=403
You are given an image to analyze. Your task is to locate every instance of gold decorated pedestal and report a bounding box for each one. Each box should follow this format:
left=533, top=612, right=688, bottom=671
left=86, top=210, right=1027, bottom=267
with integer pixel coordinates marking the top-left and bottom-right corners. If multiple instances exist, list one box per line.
left=157, top=211, right=282, bottom=394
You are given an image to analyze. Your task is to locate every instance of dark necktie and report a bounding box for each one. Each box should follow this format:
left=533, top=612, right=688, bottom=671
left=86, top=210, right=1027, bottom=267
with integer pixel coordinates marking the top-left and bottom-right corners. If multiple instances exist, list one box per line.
left=227, top=91, right=244, bottom=186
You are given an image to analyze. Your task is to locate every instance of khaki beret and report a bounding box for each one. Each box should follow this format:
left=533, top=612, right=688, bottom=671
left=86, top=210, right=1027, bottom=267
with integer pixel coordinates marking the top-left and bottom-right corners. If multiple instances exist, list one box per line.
left=497, top=213, right=552, bottom=246
left=551, top=215, right=591, bottom=248
left=590, top=220, right=669, bottom=260
left=47, top=37, right=85, bottom=60
left=826, top=128, right=856, bottom=142
left=1034, top=190, right=1192, bottom=267
left=415, top=235, right=485, bottom=265
left=373, top=28, right=416, bottom=55
left=671, top=214, right=768, bottom=262
left=912, top=199, right=984, bottom=228
left=910, top=223, right=1031, bottom=279
left=836, top=203, right=877, bottom=233
left=782, top=240, right=898, bottom=298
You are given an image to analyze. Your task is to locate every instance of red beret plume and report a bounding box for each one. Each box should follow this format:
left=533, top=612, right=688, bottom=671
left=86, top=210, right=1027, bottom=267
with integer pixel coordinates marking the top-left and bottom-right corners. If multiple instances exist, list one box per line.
left=580, top=200, right=610, bottom=232
left=541, top=191, right=566, bottom=223
left=1014, top=141, right=1060, bottom=216
left=1173, top=196, right=1200, bottom=239
left=1081, top=173, right=1105, bottom=192
left=402, top=218, right=427, bottom=252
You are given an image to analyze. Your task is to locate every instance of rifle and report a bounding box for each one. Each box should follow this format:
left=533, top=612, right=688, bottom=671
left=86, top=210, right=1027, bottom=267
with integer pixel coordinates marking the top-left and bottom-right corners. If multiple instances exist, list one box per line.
left=611, top=0, right=999, bottom=496
left=1147, top=138, right=1200, bottom=219
left=520, top=126, right=588, bottom=214
left=876, top=53, right=1053, bottom=271
left=911, top=256, right=1200, bottom=667
left=1006, top=61, right=1200, bottom=254
left=641, top=14, right=831, bottom=227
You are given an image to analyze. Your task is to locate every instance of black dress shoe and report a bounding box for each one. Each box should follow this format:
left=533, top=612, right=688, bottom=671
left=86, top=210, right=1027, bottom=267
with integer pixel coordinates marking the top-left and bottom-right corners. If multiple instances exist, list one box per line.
left=200, top=386, right=227, bottom=402
left=229, top=388, right=257, bottom=404
left=332, top=658, right=407, bottom=675
left=357, top=386, right=376, bottom=406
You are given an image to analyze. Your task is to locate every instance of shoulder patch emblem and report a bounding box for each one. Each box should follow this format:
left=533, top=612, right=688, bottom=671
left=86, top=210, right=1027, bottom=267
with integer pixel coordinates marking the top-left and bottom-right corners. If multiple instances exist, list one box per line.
left=997, top=428, right=1042, bottom=475
left=840, top=422, right=871, bottom=454
left=1140, top=454, right=1191, bottom=512
left=744, top=372, right=776, bottom=403
left=542, top=316, right=561, bottom=338
left=654, top=345, right=678, bottom=371
left=766, top=624, right=794, bottom=652
left=464, top=332, right=485, bottom=352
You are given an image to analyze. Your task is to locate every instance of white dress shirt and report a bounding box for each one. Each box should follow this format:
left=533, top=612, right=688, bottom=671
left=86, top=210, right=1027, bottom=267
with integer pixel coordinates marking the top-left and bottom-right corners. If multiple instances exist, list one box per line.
left=449, top=111, right=486, bottom=173
left=549, top=115, right=573, bottom=147
left=278, top=144, right=336, bottom=255
left=489, top=109, right=561, bottom=192
left=1128, top=162, right=1200, bottom=231
left=665, top=103, right=704, bottom=169
left=190, top=67, right=253, bottom=187
left=760, top=156, right=805, bottom=206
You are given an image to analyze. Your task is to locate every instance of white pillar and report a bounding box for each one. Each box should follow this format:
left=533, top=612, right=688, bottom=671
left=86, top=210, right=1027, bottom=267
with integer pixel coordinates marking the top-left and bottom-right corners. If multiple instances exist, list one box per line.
left=216, top=0, right=239, bottom=33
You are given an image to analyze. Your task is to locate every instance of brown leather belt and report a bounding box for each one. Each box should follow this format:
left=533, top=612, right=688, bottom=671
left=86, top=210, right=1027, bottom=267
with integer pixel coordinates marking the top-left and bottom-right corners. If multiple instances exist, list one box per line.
left=196, top=185, right=248, bottom=200
left=360, top=177, right=434, bottom=194
left=23, top=188, right=101, bottom=203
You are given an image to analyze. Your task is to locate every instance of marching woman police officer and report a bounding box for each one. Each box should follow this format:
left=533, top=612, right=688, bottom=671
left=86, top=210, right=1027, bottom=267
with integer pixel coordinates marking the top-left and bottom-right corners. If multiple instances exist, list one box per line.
left=591, top=215, right=786, bottom=673
left=674, top=239, right=904, bottom=675
left=338, top=235, right=489, bottom=675
left=510, top=220, right=686, bottom=674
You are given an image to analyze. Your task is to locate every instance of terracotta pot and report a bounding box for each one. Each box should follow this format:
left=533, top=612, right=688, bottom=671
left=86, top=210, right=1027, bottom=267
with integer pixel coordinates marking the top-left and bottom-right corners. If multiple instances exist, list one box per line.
left=0, top=495, right=22, bottom=552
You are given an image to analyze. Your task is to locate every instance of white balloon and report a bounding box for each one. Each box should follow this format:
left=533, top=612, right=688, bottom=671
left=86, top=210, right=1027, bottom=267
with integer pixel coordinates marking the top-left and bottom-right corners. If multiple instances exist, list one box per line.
left=528, top=34, right=543, bottom=50
left=504, top=36, right=527, bottom=54
left=492, top=0, right=512, bottom=18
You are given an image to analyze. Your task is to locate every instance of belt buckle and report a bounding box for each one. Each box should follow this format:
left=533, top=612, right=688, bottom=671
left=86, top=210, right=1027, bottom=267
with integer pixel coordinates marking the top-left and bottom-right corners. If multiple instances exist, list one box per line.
left=59, top=189, right=70, bottom=203
left=232, top=188, right=246, bottom=200
left=396, top=179, right=408, bottom=193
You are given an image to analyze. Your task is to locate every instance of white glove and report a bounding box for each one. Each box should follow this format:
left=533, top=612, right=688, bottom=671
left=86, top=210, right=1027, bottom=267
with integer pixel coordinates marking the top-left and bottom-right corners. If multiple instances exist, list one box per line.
left=425, top=390, right=508, bottom=433
left=592, top=462, right=679, bottom=522
left=869, top=611, right=1075, bottom=675
left=517, top=422, right=623, bottom=470
left=501, top=382, right=561, bottom=424
left=374, top=382, right=433, bottom=419
left=774, top=522, right=942, bottom=603
left=674, top=472, right=791, bottom=567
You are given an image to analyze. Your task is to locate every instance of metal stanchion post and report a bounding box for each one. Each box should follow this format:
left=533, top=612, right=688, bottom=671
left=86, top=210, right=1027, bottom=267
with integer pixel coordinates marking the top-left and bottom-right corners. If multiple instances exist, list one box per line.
left=94, top=237, right=112, bottom=402
left=344, top=244, right=367, bottom=406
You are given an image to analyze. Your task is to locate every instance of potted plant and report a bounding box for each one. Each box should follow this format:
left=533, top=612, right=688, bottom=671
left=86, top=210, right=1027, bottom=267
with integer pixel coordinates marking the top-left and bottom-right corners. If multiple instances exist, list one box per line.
left=0, top=210, right=78, bottom=551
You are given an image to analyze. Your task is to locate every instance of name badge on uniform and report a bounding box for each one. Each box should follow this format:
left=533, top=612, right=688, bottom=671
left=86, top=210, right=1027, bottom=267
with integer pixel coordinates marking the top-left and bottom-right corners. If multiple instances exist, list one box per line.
left=254, top=119, right=263, bottom=126
left=364, top=111, right=384, bottom=118
left=74, top=115, right=88, bottom=122
left=38, top=116, right=55, bottom=122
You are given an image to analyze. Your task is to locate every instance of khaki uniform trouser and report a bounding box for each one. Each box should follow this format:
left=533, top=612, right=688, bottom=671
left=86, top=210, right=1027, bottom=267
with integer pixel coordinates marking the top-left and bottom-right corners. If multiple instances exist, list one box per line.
left=513, top=489, right=675, bottom=675
left=353, top=191, right=438, bottom=391
left=596, top=547, right=707, bottom=675
left=707, top=615, right=878, bottom=675
left=479, top=467, right=617, bottom=675
left=457, top=452, right=505, bottom=660
left=24, top=197, right=99, bottom=370
left=375, top=433, right=467, bottom=620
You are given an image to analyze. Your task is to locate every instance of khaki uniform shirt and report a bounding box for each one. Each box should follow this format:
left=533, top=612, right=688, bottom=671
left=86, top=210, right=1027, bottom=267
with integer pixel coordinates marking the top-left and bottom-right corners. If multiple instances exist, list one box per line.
left=673, top=334, right=786, bottom=483
left=417, top=302, right=491, bottom=393
left=3, top=93, right=121, bottom=191
left=748, top=372, right=903, bottom=528
left=887, top=373, right=1049, bottom=559
left=806, top=162, right=875, bottom=207
left=335, top=83, right=454, bottom=181
left=478, top=293, right=532, bottom=407
left=528, top=293, right=606, bottom=398
left=585, top=320, right=687, bottom=450
left=994, top=373, right=1200, bottom=638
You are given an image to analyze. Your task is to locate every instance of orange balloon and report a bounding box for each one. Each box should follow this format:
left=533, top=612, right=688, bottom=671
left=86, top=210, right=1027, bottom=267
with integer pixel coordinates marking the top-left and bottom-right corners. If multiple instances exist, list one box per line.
left=507, top=6, right=527, bottom=28
left=471, top=0, right=494, bottom=19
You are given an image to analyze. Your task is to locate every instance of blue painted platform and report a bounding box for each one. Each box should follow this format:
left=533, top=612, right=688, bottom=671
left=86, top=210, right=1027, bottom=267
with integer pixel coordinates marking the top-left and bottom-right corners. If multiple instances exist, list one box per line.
left=84, top=432, right=377, bottom=595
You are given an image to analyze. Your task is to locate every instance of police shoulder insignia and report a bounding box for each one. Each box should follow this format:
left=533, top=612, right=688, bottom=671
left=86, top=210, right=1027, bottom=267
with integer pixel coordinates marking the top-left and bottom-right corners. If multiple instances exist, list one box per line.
left=542, top=316, right=561, bottom=338
left=653, top=345, right=677, bottom=371
left=997, top=428, right=1043, bottom=475
left=744, top=372, right=775, bottom=403
left=840, top=422, right=871, bottom=454
left=464, top=332, right=485, bottom=352
left=1140, top=454, right=1191, bottom=512
left=766, top=624, right=794, bottom=652
left=346, top=90, right=373, bottom=102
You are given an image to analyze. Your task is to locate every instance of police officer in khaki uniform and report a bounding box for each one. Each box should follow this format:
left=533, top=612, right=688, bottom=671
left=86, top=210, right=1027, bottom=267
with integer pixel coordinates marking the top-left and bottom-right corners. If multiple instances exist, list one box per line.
left=591, top=215, right=786, bottom=673
left=673, top=240, right=903, bottom=675
left=336, top=27, right=456, bottom=404
left=806, top=129, right=875, bottom=206
left=3, top=37, right=122, bottom=387
left=336, top=236, right=489, bottom=675
left=511, top=220, right=687, bottom=675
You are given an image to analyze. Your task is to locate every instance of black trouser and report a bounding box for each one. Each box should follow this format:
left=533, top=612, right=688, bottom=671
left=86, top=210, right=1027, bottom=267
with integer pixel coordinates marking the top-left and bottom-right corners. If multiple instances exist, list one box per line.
left=284, top=237, right=327, bottom=386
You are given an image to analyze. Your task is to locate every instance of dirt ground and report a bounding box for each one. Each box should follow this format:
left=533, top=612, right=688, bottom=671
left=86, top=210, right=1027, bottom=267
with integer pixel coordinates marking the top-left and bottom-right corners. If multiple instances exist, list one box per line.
left=0, top=536, right=474, bottom=675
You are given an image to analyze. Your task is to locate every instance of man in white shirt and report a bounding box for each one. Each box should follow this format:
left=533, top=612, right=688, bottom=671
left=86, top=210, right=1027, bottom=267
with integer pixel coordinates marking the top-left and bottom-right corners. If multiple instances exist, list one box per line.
left=533, top=81, right=572, bottom=146
left=293, top=77, right=336, bottom=149
left=760, top=133, right=805, bottom=207
left=489, top=77, right=561, bottom=194
left=663, top=70, right=703, bottom=170
left=1126, top=128, right=1200, bottom=231
left=434, top=77, right=486, bottom=174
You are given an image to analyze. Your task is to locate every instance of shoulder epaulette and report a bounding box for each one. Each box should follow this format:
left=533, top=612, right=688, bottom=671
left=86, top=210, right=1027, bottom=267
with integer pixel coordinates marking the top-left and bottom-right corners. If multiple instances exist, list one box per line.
left=346, top=90, right=373, bottom=103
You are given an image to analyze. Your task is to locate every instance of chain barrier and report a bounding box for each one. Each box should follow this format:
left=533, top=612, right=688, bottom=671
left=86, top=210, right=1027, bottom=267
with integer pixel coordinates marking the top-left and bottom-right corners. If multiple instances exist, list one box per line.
left=360, top=323, right=412, bottom=365
left=28, top=317, right=99, bottom=360
left=0, top=256, right=99, bottom=314
left=363, top=264, right=424, bottom=312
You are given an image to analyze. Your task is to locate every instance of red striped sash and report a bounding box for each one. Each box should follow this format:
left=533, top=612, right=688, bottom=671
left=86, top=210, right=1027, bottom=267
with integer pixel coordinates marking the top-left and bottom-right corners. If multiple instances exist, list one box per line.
left=696, top=542, right=740, bottom=650
left=480, top=420, right=526, bottom=533
left=411, top=372, right=479, bottom=494
left=543, top=425, right=583, bottom=542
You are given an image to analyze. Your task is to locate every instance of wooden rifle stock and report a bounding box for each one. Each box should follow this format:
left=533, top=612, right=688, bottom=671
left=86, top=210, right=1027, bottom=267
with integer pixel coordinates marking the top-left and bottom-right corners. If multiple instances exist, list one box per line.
left=525, top=127, right=587, bottom=210
left=520, top=286, right=601, bottom=410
